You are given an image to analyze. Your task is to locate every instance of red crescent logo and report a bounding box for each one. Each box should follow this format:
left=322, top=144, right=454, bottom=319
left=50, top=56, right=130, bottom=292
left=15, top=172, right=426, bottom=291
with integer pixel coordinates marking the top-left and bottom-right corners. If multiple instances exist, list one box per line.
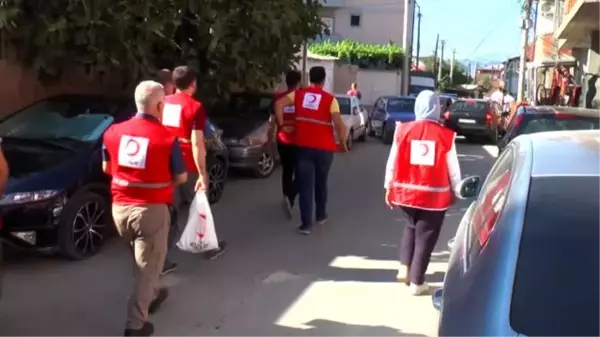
left=307, top=94, right=317, bottom=103
left=420, top=143, right=429, bottom=156
left=125, top=139, right=140, bottom=156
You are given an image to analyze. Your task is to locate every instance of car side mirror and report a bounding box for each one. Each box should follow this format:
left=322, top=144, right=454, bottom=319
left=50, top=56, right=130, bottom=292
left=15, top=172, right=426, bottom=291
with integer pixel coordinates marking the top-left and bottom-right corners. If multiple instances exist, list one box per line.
left=457, top=176, right=481, bottom=199
left=432, top=288, right=443, bottom=311
left=352, top=107, right=359, bottom=115
left=447, top=237, right=455, bottom=250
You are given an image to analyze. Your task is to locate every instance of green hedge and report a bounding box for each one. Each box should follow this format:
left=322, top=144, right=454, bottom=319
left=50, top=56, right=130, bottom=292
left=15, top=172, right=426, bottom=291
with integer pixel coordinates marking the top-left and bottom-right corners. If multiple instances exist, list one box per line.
left=308, top=40, right=404, bottom=69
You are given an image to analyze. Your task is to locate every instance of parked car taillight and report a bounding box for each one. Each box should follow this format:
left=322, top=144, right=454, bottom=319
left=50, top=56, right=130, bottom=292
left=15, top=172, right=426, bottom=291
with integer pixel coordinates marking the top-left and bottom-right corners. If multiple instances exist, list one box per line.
left=443, top=111, right=450, bottom=120
left=485, top=113, right=492, bottom=124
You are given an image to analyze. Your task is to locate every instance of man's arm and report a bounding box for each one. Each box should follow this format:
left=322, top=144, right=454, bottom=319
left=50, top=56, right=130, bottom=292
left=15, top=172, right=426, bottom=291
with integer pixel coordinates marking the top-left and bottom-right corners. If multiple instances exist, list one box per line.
left=191, top=104, right=208, bottom=180
left=0, top=144, right=8, bottom=194
left=101, top=143, right=111, bottom=174
left=329, top=98, right=347, bottom=149
left=446, top=133, right=462, bottom=197
left=383, top=123, right=401, bottom=189
left=170, top=139, right=188, bottom=185
left=274, top=93, right=294, bottom=128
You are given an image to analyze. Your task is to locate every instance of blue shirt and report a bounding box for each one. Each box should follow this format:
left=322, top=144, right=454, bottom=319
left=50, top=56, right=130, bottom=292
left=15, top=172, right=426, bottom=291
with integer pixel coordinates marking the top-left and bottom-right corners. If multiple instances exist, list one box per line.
left=102, top=113, right=186, bottom=177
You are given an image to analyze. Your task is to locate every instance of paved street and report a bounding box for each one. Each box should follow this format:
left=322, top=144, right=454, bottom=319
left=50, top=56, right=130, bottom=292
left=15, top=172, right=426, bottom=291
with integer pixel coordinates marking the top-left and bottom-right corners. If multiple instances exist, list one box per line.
left=0, top=139, right=497, bottom=336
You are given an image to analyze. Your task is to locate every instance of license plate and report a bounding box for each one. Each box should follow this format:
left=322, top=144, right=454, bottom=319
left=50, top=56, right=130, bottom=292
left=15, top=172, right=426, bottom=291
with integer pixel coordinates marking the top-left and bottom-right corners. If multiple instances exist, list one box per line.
left=458, top=118, right=476, bottom=124
left=371, top=121, right=383, bottom=127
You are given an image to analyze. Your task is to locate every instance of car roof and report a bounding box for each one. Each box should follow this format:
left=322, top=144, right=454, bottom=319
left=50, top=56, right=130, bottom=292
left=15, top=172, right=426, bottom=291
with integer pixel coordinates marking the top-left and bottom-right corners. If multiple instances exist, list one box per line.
left=335, top=94, right=353, bottom=99
left=454, top=98, right=488, bottom=103
left=515, top=130, right=600, bottom=177
left=524, top=105, right=600, bottom=118
left=374, top=95, right=415, bottom=100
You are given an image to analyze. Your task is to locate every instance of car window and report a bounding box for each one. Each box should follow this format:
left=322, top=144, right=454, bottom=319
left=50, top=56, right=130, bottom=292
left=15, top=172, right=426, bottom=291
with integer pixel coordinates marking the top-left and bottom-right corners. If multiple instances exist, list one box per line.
left=224, top=93, right=273, bottom=117
left=337, top=97, right=352, bottom=115
left=466, top=146, right=514, bottom=267
left=519, top=115, right=599, bottom=135
left=387, top=98, right=415, bottom=113
left=0, top=97, right=117, bottom=142
left=450, top=100, right=488, bottom=115
left=510, top=176, right=599, bottom=336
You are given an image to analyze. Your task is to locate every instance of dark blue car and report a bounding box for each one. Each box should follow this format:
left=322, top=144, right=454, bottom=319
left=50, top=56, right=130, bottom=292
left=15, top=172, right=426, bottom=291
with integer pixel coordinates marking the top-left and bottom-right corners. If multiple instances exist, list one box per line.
left=367, top=96, right=416, bottom=144
left=0, top=94, right=228, bottom=260
left=433, top=130, right=599, bottom=336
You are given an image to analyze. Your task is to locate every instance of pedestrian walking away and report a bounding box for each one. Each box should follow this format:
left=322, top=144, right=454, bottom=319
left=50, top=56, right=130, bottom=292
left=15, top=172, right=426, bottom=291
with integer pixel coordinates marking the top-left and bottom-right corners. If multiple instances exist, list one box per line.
left=102, top=80, right=188, bottom=336
left=161, top=66, right=227, bottom=274
left=269, top=70, right=302, bottom=218
left=155, top=69, right=175, bottom=96
left=346, top=82, right=362, bottom=100
left=383, top=90, right=462, bottom=296
left=274, top=66, right=348, bottom=235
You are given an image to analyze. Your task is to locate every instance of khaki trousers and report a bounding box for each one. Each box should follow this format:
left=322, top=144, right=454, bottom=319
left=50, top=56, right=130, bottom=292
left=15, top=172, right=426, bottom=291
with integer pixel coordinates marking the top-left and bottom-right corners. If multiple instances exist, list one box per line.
left=112, top=203, right=170, bottom=329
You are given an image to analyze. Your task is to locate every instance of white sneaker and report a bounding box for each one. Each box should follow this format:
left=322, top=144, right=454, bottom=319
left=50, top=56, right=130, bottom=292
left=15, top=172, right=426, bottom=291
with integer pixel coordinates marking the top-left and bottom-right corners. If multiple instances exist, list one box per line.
left=396, top=264, right=410, bottom=285
left=409, top=282, right=429, bottom=296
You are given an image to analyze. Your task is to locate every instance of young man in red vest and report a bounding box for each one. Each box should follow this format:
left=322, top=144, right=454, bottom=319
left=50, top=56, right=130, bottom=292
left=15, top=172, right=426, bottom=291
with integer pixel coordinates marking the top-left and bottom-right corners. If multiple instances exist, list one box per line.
left=270, top=70, right=302, bottom=217
left=346, top=82, right=362, bottom=100
left=274, top=66, right=348, bottom=235
left=102, top=80, right=188, bottom=336
left=384, top=90, right=462, bottom=295
left=161, top=66, right=227, bottom=274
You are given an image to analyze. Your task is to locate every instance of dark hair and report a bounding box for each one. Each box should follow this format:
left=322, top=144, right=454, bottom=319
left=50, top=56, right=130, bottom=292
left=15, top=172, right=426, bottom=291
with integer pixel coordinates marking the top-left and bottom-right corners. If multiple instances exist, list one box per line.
left=156, top=69, right=172, bottom=86
left=285, top=70, right=302, bottom=88
left=172, top=66, right=197, bottom=90
left=309, top=66, right=326, bottom=84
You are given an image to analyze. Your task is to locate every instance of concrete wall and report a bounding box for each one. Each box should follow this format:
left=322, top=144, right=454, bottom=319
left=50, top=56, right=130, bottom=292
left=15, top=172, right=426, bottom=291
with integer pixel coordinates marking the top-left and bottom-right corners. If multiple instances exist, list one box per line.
left=356, top=69, right=402, bottom=105
left=333, top=63, right=358, bottom=95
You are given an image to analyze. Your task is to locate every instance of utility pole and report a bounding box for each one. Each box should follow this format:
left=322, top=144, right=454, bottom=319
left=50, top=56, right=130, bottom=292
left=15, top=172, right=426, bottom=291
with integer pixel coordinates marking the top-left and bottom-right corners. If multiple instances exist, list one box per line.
left=415, top=6, right=422, bottom=70
left=517, top=0, right=533, bottom=101
left=437, top=39, right=445, bottom=82
left=450, top=49, right=456, bottom=84
left=301, top=0, right=309, bottom=86
left=401, top=0, right=411, bottom=95
left=433, top=34, right=439, bottom=76
left=473, top=62, right=478, bottom=84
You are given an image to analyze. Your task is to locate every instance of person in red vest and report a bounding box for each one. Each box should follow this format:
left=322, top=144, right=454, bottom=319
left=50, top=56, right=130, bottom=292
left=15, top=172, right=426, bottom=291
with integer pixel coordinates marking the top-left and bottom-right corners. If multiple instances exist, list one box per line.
left=384, top=90, right=462, bottom=295
left=161, top=66, right=227, bottom=274
left=269, top=70, right=302, bottom=217
left=346, top=82, right=362, bottom=100
left=274, top=66, right=348, bottom=235
left=102, top=80, right=188, bottom=336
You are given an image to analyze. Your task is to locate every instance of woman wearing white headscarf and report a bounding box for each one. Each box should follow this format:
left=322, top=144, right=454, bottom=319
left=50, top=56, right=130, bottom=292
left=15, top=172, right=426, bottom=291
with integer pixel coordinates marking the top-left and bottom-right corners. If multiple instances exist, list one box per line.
left=383, top=90, right=462, bottom=295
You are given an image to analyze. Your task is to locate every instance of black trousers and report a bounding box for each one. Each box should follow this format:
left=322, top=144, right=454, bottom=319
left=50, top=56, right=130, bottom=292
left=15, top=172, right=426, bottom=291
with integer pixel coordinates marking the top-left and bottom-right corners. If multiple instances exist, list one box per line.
left=399, top=206, right=446, bottom=285
left=277, top=141, right=298, bottom=203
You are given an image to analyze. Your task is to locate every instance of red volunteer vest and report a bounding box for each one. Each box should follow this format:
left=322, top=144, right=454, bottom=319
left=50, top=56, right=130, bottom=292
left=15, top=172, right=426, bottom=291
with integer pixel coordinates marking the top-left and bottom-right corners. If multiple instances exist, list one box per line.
left=293, top=87, right=337, bottom=151
left=274, top=90, right=295, bottom=144
left=163, top=92, right=201, bottom=173
left=389, top=120, right=455, bottom=210
left=103, top=116, right=175, bottom=205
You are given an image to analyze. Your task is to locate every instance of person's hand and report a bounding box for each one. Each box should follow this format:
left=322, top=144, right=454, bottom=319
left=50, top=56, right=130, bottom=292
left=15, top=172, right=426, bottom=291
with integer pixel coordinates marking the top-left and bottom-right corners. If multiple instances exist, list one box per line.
left=338, top=140, right=349, bottom=152
left=195, top=174, right=208, bottom=192
left=385, top=189, right=393, bottom=209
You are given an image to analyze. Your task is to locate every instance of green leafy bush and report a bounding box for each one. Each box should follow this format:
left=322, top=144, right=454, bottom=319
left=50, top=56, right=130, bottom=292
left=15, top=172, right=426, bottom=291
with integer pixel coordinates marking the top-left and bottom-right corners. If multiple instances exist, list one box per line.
left=308, top=40, right=404, bottom=69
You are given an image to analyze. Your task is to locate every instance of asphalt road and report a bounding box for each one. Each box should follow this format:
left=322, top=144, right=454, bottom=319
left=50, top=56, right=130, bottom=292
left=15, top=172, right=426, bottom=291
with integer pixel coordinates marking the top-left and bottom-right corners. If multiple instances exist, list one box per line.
left=0, top=138, right=498, bottom=336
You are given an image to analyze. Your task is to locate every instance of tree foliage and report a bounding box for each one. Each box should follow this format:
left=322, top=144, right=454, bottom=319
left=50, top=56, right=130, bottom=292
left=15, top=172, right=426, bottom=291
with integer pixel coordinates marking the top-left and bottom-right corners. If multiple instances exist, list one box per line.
left=421, top=56, right=472, bottom=86
left=0, top=0, right=323, bottom=100
left=308, top=40, right=404, bottom=69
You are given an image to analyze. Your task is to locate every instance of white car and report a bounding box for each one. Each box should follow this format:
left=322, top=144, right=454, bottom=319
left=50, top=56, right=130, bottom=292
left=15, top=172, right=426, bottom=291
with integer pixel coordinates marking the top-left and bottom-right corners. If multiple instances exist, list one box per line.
left=334, top=94, right=368, bottom=150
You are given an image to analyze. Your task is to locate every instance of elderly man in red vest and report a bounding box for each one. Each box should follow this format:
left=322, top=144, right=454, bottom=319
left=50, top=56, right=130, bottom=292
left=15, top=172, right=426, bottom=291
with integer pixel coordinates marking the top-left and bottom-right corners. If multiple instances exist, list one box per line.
left=384, top=90, right=462, bottom=295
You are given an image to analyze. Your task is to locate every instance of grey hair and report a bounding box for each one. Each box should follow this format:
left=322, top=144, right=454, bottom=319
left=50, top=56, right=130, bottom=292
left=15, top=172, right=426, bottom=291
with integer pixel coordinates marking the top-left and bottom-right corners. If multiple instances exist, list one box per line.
left=134, top=80, right=165, bottom=112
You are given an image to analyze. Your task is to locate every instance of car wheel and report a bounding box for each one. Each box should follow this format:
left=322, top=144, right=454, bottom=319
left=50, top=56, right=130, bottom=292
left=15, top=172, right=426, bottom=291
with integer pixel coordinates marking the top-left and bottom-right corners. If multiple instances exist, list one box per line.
left=357, top=127, right=367, bottom=142
left=346, top=130, right=354, bottom=151
left=58, top=191, right=110, bottom=260
left=253, top=151, right=276, bottom=178
left=207, top=157, right=227, bottom=204
left=367, top=121, right=375, bottom=136
left=382, top=124, right=393, bottom=145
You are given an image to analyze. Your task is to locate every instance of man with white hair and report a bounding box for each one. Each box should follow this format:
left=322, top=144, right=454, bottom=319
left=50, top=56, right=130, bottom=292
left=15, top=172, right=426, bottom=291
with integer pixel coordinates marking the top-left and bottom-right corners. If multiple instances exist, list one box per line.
left=102, top=80, right=187, bottom=336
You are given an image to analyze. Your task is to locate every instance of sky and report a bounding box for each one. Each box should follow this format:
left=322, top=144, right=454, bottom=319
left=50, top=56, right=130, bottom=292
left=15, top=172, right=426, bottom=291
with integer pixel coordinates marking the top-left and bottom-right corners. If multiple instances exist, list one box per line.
left=415, top=0, right=524, bottom=64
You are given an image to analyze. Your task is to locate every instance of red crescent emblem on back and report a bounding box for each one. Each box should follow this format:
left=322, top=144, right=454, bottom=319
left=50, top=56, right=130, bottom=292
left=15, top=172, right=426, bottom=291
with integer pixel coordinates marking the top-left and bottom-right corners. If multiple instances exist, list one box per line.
left=420, top=143, right=429, bottom=156
left=125, top=139, right=140, bottom=156
left=307, top=94, right=317, bottom=103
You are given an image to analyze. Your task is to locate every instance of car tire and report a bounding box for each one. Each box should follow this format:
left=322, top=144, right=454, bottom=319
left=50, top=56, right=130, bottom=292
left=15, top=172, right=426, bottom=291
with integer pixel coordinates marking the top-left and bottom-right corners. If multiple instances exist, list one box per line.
left=253, top=150, right=276, bottom=178
left=357, top=127, right=367, bottom=142
left=346, top=130, right=354, bottom=151
left=207, top=156, right=227, bottom=204
left=366, top=121, right=375, bottom=137
left=382, top=124, right=393, bottom=145
left=58, top=191, right=111, bottom=260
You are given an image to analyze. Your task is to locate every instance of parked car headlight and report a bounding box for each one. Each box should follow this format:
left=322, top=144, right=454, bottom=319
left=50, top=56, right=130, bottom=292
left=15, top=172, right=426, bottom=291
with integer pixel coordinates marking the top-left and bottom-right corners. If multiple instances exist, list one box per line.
left=0, top=190, right=61, bottom=206
left=240, top=123, right=269, bottom=146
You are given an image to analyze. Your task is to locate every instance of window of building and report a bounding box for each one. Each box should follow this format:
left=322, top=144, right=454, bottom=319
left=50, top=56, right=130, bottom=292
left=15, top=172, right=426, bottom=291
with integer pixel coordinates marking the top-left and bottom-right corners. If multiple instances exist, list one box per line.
left=350, top=14, right=361, bottom=27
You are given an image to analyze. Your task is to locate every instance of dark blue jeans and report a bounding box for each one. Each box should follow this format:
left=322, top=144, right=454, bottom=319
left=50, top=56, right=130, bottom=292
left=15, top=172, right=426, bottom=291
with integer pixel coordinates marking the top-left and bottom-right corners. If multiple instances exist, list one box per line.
left=295, top=147, right=334, bottom=228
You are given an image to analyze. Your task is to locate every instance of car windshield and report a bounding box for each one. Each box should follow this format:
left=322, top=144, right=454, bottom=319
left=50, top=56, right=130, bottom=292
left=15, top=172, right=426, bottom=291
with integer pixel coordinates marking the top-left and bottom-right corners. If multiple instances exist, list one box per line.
left=0, top=98, right=116, bottom=142
left=337, top=97, right=352, bottom=115
left=387, top=98, right=415, bottom=113
left=450, top=101, right=487, bottom=114
left=520, top=115, right=599, bottom=134
left=510, top=176, right=599, bottom=336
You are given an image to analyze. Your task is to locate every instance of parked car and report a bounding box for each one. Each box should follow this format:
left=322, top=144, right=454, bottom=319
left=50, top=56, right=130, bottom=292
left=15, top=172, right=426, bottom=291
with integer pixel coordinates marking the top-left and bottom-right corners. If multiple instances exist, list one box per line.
left=497, top=105, right=599, bottom=153
left=367, top=96, right=416, bottom=144
left=0, top=94, right=228, bottom=260
left=334, top=94, right=367, bottom=150
left=203, top=119, right=229, bottom=204
left=433, top=130, right=599, bottom=336
left=208, top=92, right=278, bottom=178
left=442, top=99, right=502, bottom=142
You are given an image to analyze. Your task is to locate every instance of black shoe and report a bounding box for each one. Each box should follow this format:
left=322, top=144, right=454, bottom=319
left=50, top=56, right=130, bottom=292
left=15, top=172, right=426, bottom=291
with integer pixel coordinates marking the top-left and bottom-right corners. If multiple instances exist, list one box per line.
left=316, top=217, right=328, bottom=225
left=149, top=287, right=169, bottom=314
left=161, top=261, right=178, bottom=275
left=124, top=322, right=154, bottom=336
left=297, top=225, right=312, bottom=235
left=205, top=241, right=227, bottom=260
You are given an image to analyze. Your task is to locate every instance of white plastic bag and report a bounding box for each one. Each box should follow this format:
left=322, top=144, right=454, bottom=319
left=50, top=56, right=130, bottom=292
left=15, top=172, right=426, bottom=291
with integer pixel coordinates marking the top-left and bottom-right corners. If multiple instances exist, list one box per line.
left=176, top=191, right=219, bottom=253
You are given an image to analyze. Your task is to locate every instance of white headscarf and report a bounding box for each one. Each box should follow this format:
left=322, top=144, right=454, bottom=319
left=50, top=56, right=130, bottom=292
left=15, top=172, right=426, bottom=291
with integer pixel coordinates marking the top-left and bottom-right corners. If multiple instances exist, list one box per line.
left=414, top=90, right=441, bottom=121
